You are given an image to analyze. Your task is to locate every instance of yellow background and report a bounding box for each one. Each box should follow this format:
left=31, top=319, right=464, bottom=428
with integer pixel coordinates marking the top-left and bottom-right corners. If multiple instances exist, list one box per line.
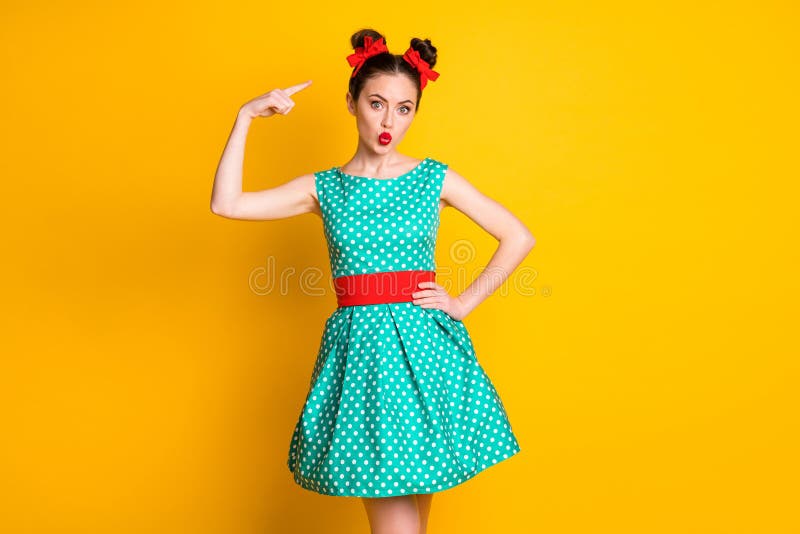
left=2, top=1, right=798, bottom=533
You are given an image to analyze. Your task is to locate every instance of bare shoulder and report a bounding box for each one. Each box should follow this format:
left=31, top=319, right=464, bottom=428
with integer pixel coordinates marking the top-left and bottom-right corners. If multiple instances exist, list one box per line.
left=440, top=166, right=483, bottom=210
left=439, top=165, right=532, bottom=242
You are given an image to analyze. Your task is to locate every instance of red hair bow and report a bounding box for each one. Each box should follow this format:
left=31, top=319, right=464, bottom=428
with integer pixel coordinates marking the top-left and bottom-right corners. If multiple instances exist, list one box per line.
left=347, top=36, right=389, bottom=77
left=402, top=47, right=440, bottom=90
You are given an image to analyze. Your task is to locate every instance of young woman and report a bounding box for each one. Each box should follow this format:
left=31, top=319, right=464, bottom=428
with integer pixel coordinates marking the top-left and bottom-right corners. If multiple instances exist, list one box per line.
left=211, top=28, right=535, bottom=534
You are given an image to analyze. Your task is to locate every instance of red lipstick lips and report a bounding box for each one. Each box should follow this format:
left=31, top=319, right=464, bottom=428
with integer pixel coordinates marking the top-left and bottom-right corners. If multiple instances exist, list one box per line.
left=378, top=132, right=392, bottom=145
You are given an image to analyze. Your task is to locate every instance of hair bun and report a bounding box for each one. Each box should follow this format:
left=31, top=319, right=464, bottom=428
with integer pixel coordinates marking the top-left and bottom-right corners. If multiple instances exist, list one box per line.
left=350, top=28, right=387, bottom=50
left=409, top=37, right=437, bottom=68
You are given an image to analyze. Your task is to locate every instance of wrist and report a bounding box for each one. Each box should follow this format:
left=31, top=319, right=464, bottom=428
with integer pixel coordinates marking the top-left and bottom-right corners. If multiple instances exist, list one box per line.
left=236, top=108, right=253, bottom=123
left=455, top=294, right=475, bottom=319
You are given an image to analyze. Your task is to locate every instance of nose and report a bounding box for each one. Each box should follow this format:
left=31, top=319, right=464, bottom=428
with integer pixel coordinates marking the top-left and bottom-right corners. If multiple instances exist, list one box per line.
left=381, top=110, right=393, bottom=128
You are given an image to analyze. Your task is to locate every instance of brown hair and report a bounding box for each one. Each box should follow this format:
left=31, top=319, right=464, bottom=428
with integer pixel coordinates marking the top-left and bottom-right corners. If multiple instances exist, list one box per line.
left=348, top=28, right=438, bottom=112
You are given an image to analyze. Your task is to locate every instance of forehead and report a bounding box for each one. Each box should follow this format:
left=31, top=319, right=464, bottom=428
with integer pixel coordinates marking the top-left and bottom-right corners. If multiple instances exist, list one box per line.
left=362, top=73, right=416, bottom=100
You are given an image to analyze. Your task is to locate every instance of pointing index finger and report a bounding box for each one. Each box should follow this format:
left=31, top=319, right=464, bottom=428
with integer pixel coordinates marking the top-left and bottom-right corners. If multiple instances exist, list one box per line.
left=283, top=79, right=313, bottom=96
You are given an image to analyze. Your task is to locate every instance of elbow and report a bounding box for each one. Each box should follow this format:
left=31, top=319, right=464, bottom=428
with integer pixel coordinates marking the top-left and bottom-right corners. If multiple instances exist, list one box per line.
left=519, top=230, right=536, bottom=254
left=210, top=199, right=233, bottom=218
left=211, top=204, right=232, bottom=219
left=520, top=227, right=536, bottom=248
left=211, top=193, right=243, bottom=218
left=524, top=233, right=536, bottom=252
left=210, top=202, right=224, bottom=217
left=501, top=230, right=536, bottom=253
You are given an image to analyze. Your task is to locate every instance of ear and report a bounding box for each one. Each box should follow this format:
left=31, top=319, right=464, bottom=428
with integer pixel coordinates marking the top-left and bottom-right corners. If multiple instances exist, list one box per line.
left=345, top=92, right=356, bottom=116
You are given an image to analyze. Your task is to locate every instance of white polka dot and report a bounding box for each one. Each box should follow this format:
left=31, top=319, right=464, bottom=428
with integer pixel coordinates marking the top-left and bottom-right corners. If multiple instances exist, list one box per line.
left=286, top=157, right=521, bottom=497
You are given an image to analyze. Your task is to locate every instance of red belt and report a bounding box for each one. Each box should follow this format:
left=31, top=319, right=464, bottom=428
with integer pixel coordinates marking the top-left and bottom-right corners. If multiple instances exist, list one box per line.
left=334, top=270, right=436, bottom=308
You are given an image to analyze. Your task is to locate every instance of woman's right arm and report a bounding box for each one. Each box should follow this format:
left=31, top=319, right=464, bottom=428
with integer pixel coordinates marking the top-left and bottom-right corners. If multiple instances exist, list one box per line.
left=210, top=80, right=318, bottom=221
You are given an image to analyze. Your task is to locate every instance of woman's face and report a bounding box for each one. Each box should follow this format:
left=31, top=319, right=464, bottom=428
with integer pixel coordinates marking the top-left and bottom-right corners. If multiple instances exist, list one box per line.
left=347, top=73, right=418, bottom=152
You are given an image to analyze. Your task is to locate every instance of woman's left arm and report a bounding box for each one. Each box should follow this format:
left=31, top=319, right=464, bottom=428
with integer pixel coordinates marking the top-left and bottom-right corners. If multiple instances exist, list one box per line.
left=412, top=167, right=536, bottom=321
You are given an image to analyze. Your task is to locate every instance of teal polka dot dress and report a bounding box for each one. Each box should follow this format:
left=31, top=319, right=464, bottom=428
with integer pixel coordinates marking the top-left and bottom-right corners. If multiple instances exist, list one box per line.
left=287, top=157, right=521, bottom=497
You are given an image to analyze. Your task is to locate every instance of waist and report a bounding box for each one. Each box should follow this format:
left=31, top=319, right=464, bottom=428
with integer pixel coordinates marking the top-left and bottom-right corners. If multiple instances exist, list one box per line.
left=334, top=270, right=436, bottom=308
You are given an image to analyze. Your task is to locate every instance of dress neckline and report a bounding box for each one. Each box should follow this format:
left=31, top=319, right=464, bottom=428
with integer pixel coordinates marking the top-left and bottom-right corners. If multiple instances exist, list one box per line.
left=336, top=157, right=428, bottom=181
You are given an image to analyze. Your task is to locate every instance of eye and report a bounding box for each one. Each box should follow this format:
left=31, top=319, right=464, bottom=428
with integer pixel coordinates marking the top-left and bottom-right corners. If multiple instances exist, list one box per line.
left=400, top=106, right=410, bottom=114
left=371, top=101, right=382, bottom=109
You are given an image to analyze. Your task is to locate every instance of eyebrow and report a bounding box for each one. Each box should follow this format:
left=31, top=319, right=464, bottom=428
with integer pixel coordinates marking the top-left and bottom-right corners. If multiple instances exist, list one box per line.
left=368, top=93, right=415, bottom=106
